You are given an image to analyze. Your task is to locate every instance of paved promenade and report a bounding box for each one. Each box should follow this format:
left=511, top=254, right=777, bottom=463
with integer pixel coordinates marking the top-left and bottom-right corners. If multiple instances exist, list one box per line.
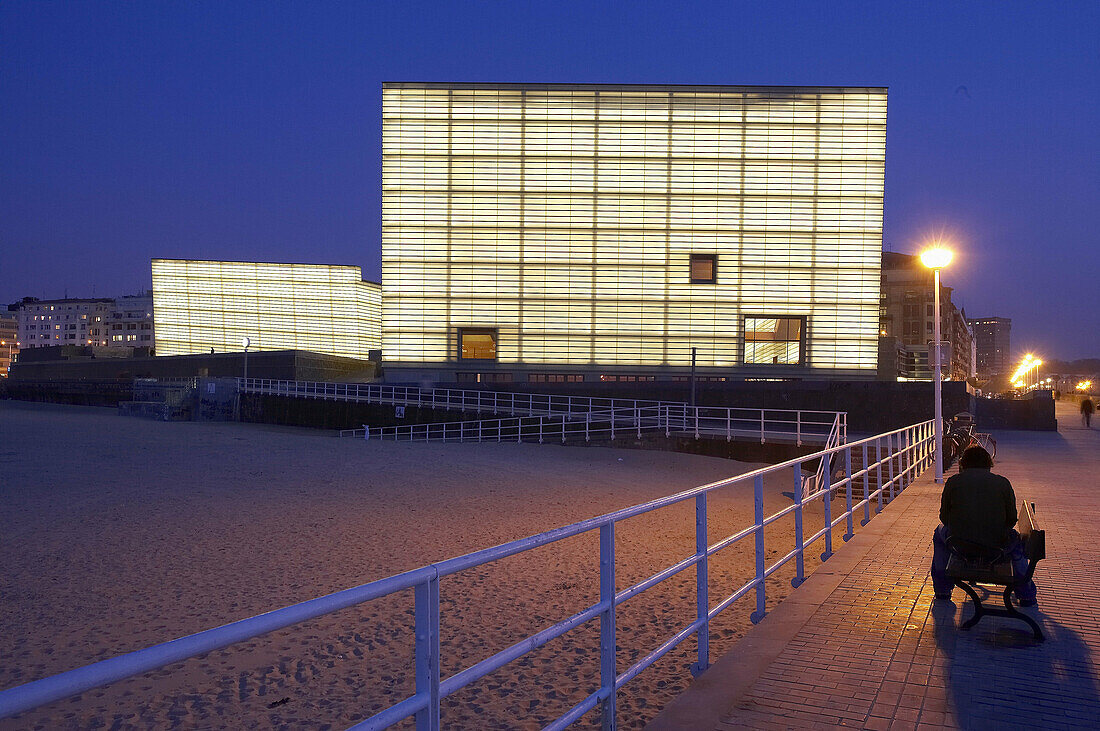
left=652, top=400, right=1100, bottom=730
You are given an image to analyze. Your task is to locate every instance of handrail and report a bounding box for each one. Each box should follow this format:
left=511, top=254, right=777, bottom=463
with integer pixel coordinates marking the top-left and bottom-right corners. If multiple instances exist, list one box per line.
left=347, top=405, right=841, bottom=446
left=0, top=415, right=929, bottom=730
left=238, top=378, right=843, bottom=446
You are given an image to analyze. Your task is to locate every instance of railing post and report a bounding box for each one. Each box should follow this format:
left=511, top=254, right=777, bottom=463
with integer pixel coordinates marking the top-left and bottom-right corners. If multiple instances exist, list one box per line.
left=875, top=437, right=884, bottom=513
left=694, top=407, right=700, bottom=440
left=539, top=417, right=544, bottom=444
left=414, top=573, right=441, bottom=731
left=586, top=412, right=591, bottom=442
left=691, top=493, right=709, bottom=677
left=792, top=464, right=805, bottom=588
left=562, top=415, right=567, bottom=443
left=760, top=409, right=765, bottom=444
left=861, top=442, right=870, bottom=526
left=517, top=418, right=522, bottom=443
left=599, top=522, right=617, bottom=730
left=796, top=410, right=802, bottom=446
left=726, top=409, right=731, bottom=442
left=664, top=405, right=670, bottom=438
left=843, top=446, right=854, bottom=541
left=902, top=428, right=911, bottom=489
left=821, top=457, right=834, bottom=561
left=750, top=475, right=766, bottom=623
left=927, top=422, right=933, bottom=470
left=611, top=412, right=615, bottom=441
left=887, top=433, right=896, bottom=501
left=920, top=423, right=927, bottom=470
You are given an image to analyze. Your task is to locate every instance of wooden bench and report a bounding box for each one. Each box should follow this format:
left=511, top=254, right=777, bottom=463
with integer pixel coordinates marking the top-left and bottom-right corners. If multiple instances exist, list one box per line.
left=945, top=500, right=1045, bottom=641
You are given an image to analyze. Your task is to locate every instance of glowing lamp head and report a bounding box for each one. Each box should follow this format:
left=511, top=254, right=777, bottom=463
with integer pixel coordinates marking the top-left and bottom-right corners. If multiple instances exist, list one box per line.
left=919, top=248, right=953, bottom=269
left=241, top=336, right=251, bottom=350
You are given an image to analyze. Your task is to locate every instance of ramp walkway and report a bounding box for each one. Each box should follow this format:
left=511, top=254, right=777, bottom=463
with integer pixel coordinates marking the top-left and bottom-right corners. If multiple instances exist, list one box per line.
left=651, top=400, right=1100, bottom=730
left=263, top=377, right=848, bottom=447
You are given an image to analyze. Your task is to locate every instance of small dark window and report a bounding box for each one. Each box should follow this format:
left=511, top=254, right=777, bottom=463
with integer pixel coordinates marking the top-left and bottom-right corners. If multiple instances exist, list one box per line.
left=689, top=254, right=717, bottom=283
left=528, top=373, right=584, bottom=383
left=458, top=328, right=498, bottom=360
left=457, top=371, right=512, bottom=383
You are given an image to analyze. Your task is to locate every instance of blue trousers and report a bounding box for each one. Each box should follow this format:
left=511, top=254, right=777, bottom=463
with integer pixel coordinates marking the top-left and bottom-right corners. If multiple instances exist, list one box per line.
left=930, top=524, right=1037, bottom=602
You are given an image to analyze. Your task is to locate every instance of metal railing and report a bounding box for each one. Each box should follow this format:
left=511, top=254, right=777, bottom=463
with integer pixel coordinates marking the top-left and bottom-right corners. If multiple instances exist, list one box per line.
left=342, top=404, right=843, bottom=447
left=803, top=413, right=846, bottom=500
left=0, top=420, right=934, bottom=729
left=239, top=378, right=664, bottom=420
left=240, top=379, right=843, bottom=445
left=342, top=406, right=665, bottom=443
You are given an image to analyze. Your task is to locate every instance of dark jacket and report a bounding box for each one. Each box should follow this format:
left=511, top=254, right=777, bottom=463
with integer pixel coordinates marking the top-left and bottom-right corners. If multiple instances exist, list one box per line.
left=939, top=467, right=1017, bottom=549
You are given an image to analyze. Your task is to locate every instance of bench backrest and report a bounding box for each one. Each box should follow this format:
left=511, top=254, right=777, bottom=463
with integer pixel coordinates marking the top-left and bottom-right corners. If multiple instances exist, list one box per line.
left=1019, top=499, right=1045, bottom=562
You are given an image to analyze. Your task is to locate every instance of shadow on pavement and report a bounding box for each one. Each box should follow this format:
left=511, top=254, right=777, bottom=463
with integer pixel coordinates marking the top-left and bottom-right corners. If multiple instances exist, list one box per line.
left=931, top=600, right=1100, bottom=727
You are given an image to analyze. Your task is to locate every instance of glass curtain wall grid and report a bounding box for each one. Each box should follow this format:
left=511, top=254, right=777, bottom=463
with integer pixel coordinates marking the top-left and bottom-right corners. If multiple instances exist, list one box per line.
left=151, top=259, right=382, bottom=359
left=381, top=83, right=886, bottom=377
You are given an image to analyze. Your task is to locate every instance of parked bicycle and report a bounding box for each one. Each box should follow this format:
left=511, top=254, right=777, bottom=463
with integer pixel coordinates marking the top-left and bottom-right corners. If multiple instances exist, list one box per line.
left=943, top=412, right=997, bottom=467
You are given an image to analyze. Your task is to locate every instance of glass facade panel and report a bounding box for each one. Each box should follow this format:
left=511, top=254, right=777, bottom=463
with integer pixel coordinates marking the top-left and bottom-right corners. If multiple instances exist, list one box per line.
left=382, top=83, right=886, bottom=376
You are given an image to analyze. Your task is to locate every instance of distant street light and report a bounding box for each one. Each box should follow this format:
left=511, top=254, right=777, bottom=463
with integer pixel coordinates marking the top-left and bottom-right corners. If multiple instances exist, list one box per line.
left=241, top=336, right=251, bottom=382
left=920, top=245, right=953, bottom=484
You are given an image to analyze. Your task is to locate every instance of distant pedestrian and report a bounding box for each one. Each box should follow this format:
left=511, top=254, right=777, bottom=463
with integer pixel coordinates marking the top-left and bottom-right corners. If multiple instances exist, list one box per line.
left=1082, top=397, right=1094, bottom=428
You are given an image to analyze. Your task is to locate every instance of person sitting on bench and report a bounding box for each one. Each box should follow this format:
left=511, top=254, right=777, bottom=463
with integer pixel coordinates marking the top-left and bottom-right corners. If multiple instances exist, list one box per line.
left=929, top=446, right=1037, bottom=606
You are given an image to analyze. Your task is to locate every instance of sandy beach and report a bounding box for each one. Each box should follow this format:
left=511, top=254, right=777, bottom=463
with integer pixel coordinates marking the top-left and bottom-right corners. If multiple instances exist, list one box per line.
left=0, top=400, right=844, bottom=730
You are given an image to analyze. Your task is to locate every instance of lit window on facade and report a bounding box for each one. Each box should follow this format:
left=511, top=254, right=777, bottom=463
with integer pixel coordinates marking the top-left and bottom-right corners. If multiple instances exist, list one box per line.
left=459, top=328, right=498, bottom=360
left=381, top=83, right=886, bottom=378
left=744, top=316, right=804, bottom=365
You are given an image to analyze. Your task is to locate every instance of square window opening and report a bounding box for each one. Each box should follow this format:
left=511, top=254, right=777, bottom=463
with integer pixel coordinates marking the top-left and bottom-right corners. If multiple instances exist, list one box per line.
left=458, top=328, right=498, bottom=361
left=744, top=316, right=806, bottom=366
left=690, top=254, right=717, bottom=284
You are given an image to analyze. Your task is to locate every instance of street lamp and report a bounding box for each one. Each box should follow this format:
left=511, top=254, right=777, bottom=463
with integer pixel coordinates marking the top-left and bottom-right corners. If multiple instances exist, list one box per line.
left=241, top=336, right=251, bottom=382
left=920, top=246, right=953, bottom=484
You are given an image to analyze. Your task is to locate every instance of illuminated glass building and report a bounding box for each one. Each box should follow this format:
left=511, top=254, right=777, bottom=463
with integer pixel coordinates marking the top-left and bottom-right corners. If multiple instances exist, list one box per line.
left=151, top=259, right=381, bottom=359
left=382, top=83, right=887, bottom=382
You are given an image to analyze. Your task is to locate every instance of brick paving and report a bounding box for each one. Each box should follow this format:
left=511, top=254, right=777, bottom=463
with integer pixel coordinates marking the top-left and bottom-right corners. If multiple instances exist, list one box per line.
left=652, top=401, right=1100, bottom=730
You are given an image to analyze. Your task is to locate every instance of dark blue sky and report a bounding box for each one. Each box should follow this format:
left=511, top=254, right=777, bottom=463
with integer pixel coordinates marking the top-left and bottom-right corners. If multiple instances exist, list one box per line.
left=2, top=1, right=1097, bottom=359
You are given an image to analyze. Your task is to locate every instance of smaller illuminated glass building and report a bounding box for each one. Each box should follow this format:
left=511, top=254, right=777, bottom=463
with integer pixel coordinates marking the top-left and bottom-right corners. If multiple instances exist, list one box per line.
left=151, top=259, right=381, bottom=359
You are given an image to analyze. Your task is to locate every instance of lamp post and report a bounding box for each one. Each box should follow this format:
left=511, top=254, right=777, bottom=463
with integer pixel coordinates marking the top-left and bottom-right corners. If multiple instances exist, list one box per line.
left=920, top=247, right=953, bottom=484
left=241, top=337, right=251, bottom=382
